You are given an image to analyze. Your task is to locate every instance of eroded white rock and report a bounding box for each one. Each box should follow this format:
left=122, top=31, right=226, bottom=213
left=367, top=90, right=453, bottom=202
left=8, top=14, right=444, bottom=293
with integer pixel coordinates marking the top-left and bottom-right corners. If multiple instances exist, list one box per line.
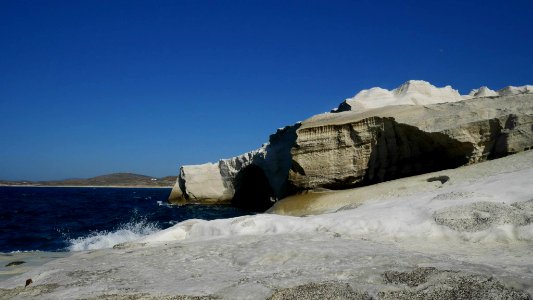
left=337, top=80, right=464, bottom=112
left=468, top=86, right=498, bottom=98
left=336, top=80, right=533, bottom=112
left=169, top=125, right=299, bottom=207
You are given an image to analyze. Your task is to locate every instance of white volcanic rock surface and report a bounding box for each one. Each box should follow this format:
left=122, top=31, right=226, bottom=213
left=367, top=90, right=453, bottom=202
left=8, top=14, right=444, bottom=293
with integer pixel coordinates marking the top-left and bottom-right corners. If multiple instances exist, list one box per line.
left=341, top=80, right=464, bottom=110
left=2, top=151, right=533, bottom=299
left=180, top=162, right=231, bottom=202
left=468, top=86, right=498, bottom=98
left=498, top=85, right=533, bottom=97
left=337, top=80, right=533, bottom=112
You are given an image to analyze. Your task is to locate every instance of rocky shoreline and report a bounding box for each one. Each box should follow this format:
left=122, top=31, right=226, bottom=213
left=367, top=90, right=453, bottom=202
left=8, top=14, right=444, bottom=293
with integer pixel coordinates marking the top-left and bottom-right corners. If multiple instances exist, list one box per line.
left=1, top=149, right=533, bottom=299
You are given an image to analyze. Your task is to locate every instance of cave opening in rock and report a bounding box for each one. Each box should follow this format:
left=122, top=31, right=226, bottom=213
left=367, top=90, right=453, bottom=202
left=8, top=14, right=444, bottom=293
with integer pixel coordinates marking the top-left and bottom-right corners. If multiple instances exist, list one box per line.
left=232, top=164, right=274, bottom=212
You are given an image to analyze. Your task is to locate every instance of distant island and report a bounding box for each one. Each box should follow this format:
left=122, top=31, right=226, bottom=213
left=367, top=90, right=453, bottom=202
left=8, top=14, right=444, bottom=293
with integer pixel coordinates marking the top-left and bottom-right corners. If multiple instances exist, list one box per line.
left=0, top=173, right=177, bottom=188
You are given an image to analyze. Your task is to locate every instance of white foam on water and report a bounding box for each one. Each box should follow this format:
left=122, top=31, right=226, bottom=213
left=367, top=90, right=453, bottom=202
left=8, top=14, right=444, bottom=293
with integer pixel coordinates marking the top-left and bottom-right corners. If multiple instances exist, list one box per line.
left=7, top=250, right=41, bottom=254
left=156, top=200, right=173, bottom=208
left=67, top=219, right=160, bottom=251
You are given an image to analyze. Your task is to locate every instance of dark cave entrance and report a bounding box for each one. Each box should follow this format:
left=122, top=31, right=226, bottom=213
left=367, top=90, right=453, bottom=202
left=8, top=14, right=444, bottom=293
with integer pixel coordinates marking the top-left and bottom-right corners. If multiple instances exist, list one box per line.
left=232, top=164, right=274, bottom=212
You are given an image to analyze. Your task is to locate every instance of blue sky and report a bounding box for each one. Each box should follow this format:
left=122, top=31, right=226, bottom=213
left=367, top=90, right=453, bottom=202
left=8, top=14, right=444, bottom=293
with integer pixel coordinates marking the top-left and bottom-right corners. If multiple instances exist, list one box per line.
left=1, top=0, right=532, bottom=180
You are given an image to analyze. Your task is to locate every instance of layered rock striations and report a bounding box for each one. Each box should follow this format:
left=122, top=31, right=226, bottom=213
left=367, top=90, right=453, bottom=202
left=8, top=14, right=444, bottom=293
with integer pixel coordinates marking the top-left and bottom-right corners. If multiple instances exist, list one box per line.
left=170, top=80, right=533, bottom=208
left=291, top=91, right=533, bottom=189
left=290, top=117, right=474, bottom=189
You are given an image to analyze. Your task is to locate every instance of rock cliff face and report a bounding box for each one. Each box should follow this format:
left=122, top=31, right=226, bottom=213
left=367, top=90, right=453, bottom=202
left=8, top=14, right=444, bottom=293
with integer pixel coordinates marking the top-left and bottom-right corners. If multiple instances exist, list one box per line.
left=290, top=93, right=533, bottom=189
left=169, top=80, right=533, bottom=209
left=290, top=117, right=474, bottom=189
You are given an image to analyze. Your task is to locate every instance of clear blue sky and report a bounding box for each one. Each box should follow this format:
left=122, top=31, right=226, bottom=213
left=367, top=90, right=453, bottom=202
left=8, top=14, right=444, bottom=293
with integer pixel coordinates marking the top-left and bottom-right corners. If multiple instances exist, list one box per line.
left=1, top=0, right=532, bottom=180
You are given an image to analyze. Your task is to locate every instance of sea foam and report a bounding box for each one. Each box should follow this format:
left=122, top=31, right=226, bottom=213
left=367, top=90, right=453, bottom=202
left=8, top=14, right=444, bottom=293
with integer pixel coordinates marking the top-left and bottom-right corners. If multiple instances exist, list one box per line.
left=68, top=218, right=159, bottom=251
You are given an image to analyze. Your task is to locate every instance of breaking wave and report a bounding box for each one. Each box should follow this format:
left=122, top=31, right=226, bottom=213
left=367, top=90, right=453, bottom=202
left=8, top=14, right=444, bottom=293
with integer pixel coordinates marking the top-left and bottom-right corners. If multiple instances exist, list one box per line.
left=68, top=218, right=160, bottom=251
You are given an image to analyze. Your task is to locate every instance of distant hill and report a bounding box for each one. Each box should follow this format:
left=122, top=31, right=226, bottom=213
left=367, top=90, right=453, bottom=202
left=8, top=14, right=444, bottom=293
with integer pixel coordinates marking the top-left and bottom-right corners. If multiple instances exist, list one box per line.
left=0, top=173, right=177, bottom=187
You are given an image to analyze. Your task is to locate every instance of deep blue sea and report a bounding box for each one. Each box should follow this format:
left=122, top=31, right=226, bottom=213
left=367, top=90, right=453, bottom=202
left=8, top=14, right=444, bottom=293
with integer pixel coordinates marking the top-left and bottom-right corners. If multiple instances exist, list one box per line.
left=0, top=187, right=251, bottom=253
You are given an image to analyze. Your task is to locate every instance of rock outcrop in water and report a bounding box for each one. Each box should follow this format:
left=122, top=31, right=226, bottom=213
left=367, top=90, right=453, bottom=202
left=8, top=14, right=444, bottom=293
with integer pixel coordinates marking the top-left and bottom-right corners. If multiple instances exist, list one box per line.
left=169, top=81, right=533, bottom=208
left=169, top=125, right=299, bottom=211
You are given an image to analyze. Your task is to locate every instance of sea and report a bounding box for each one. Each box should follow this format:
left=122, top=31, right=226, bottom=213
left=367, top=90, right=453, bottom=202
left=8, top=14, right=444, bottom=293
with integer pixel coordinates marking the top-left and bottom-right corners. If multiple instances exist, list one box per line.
left=0, top=187, right=251, bottom=253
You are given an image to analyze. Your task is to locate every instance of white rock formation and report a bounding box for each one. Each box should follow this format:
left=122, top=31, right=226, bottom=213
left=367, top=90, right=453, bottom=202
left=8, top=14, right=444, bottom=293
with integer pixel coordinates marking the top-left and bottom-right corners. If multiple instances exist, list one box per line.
left=497, top=85, right=533, bottom=96
left=169, top=125, right=299, bottom=208
left=336, top=80, right=533, bottom=112
left=169, top=148, right=264, bottom=204
left=336, top=80, right=464, bottom=112
left=179, top=163, right=232, bottom=203
left=169, top=80, right=533, bottom=206
left=468, top=86, right=498, bottom=98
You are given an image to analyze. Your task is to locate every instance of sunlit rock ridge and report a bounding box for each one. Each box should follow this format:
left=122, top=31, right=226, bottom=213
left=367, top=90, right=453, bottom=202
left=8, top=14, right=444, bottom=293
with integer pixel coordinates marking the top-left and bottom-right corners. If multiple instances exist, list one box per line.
left=335, top=80, right=532, bottom=112
left=169, top=80, right=533, bottom=210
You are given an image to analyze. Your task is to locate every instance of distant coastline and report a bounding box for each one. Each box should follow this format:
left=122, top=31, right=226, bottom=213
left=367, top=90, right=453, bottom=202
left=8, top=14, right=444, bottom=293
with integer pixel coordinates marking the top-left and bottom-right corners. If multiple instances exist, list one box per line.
left=0, top=173, right=176, bottom=188
left=0, top=185, right=172, bottom=188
